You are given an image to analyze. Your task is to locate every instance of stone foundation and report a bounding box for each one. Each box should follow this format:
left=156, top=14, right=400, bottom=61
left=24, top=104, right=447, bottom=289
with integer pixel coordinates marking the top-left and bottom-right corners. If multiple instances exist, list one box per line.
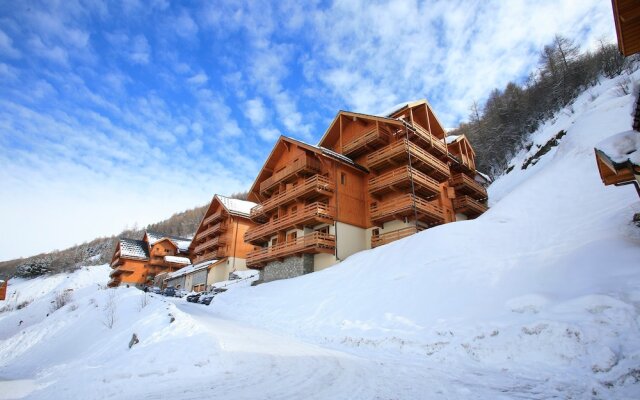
left=261, top=254, right=314, bottom=282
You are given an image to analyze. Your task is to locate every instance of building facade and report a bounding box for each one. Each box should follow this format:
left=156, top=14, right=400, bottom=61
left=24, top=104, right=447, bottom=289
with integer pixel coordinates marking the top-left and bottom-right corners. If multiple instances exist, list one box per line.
left=245, top=100, right=488, bottom=282
left=189, top=195, right=258, bottom=286
left=108, top=231, right=192, bottom=288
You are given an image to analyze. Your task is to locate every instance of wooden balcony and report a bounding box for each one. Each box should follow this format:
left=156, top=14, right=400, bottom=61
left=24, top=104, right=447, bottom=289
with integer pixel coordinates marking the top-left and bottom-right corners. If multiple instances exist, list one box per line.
left=245, top=202, right=336, bottom=243
left=202, top=209, right=226, bottom=226
left=109, top=264, right=136, bottom=277
left=366, top=139, right=450, bottom=181
left=370, top=194, right=445, bottom=225
left=453, top=195, right=488, bottom=218
left=409, top=124, right=448, bottom=157
left=193, top=235, right=227, bottom=254
left=342, top=126, right=391, bottom=157
left=449, top=173, right=487, bottom=200
left=193, top=248, right=226, bottom=264
left=371, top=226, right=421, bottom=248
left=450, top=152, right=475, bottom=172
left=250, top=175, right=334, bottom=221
left=195, top=221, right=229, bottom=241
left=246, top=232, right=335, bottom=268
left=260, top=156, right=322, bottom=196
left=369, top=165, right=440, bottom=199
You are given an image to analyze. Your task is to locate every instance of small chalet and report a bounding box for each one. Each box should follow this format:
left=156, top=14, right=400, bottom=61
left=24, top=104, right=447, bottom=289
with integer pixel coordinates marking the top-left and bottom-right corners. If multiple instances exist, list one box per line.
left=189, top=195, right=258, bottom=286
left=108, top=231, right=192, bottom=288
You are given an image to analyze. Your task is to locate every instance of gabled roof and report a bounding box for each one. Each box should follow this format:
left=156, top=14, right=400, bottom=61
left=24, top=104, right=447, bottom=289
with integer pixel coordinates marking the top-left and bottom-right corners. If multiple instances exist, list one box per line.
left=248, top=135, right=367, bottom=201
left=317, top=110, right=403, bottom=148
left=166, top=259, right=217, bottom=279
left=446, top=134, right=477, bottom=157
left=216, top=194, right=257, bottom=217
left=145, top=231, right=192, bottom=252
left=119, top=238, right=149, bottom=260
left=377, top=99, right=426, bottom=118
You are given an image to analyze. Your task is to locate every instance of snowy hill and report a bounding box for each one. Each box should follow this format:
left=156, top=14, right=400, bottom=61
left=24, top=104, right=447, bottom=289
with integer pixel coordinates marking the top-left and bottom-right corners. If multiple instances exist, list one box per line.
left=1, top=72, right=640, bottom=399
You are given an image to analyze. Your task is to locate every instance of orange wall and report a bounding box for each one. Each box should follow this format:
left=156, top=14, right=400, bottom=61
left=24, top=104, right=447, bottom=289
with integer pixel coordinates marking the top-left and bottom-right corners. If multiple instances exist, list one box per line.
left=0, top=281, right=7, bottom=301
left=118, top=259, right=149, bottom=286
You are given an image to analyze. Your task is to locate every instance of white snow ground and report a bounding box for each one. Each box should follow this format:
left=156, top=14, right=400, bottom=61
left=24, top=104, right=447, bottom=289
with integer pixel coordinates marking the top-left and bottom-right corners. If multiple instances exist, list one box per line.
left=2, top=72, right=640, bottom=399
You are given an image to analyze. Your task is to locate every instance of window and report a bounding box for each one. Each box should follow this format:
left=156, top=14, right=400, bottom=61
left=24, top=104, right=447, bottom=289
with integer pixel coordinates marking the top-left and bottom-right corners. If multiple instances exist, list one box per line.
left=340, top=172, right=346, bottom=185
left=316, top=226, right=330, bottom=235
left=287, top=231, right=298, bottom=242
left=271, top=238, right=278, bottom=247
left=372, top=228, right=380, bottom=237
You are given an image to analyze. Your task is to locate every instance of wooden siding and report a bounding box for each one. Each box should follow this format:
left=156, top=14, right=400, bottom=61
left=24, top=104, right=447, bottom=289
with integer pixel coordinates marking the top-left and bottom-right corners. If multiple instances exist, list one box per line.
left=613, top=0, right=640, bottom=56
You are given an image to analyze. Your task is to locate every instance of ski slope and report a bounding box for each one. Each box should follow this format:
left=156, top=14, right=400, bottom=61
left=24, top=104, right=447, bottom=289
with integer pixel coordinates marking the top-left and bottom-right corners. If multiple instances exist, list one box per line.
left=1, top=72, right=640, bottom=399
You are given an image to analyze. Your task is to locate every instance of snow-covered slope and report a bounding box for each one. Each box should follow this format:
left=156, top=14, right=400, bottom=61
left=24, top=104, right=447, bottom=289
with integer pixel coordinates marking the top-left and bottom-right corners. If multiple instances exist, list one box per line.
left=1, top=72, right=640, bottom=399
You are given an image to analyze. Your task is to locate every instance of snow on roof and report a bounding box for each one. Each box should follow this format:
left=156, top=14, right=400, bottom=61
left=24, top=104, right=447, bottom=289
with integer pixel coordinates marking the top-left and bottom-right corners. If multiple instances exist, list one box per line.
left=167, top=259, right=217, bottom=279
left=146, top=231, right=192, bottom=252
left=280, top=135, right=367, bottom=172
left=475, top=171, right=492, bottom=184
left=119, top=238, right=149, bottom=259
left=376, top=99, right=424, bottom=118
left=446, top=135, right=461, bottom=144
left=595, top=130, right=640, bottom=166
left=216, top=195, right=257, bottom=217
left=164, top=256, right=191, bottom=265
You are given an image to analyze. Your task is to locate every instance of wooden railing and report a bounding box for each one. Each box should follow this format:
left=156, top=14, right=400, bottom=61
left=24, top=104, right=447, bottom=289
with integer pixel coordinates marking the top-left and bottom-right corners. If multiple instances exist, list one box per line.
left=202, top=209, right=226, bottom=226
left=246, top=232, right=336, bottom=267
left=250, top=175, right=334, bottom=220
left=193, top=235, right=226, bottom=254
left=259, top=156, right=322, bottom=195
left=109, top=264, right=136, bottom=276
left=449, top=173, right=487, bottom=200
left=371, top=226, right=421, bottom=248
left=245, top=202, right=336, bottom=243
left=368, top=165, right=440, bottom=197
left=342, top=126, right=391, bottom=156
left=366, top=139, right=450, bottom=181
left=370, top=193, right=444, bottom=224
left=410, top=124, right=447, bottom=155
left=453, top=195, right=488, bottom=216
left=450, top=152, right=475, bottom=170
left=193, top=249, right=225, bottom=264
left=196, top=221, right=229, bottom=241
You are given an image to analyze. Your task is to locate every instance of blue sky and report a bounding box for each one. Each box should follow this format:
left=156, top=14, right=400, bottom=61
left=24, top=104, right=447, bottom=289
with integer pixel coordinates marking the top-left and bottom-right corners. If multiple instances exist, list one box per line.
left=0, top=0, right=615, bottom=260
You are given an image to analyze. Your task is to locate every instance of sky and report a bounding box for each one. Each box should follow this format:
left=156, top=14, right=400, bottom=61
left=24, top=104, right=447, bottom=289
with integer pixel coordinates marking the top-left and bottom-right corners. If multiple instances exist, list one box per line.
left=0, top=0, right=616, bottom=261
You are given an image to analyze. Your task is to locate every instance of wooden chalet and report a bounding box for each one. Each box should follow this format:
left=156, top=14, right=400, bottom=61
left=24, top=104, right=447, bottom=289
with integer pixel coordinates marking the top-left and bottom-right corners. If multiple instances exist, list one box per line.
left=612, top=0, right=640, bottom=56
left=245, top=100, right=488, bottom=282
left=0, top=279, right=6, bottom=301
left=189, top=194, right=258, bottom=285
left=108, top=231, right=192, bottom=288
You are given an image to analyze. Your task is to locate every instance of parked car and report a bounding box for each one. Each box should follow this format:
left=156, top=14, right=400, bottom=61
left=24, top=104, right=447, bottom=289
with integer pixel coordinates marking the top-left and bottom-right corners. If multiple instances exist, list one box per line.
left=186, top=293, right=201, bottom=303
left=212, top=288, right=227, bottom=294
left=198, top=292, right=215, bottom=305
left=174, top=289, right=189, bottom=298
left=163, top=287, right=176, bottom=297
left=151, top=287, right=162, bottom=294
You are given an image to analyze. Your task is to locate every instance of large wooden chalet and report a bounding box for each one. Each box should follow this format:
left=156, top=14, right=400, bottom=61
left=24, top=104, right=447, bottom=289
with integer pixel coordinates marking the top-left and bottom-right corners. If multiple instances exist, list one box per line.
left=108, top=231, right=192, bottom=288
left=189, top=194, right=258, bottom=285
left=245, top=100, right=488, bottom=282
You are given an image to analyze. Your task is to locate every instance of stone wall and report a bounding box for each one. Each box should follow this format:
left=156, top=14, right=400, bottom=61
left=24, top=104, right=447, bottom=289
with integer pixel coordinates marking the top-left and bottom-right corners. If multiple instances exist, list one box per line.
left=261, top=254, right=314, bottom=282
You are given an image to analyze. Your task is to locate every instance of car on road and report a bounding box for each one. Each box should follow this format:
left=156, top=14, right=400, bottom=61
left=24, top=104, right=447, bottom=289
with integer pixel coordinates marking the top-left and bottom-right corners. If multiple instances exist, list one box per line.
left=198, top=292, right=215, bottom=305
left=163, top=287, right=176, bottom=297
left=174, top=289, right=189, bottom=298
left=186, top=293, right=201, bottom=303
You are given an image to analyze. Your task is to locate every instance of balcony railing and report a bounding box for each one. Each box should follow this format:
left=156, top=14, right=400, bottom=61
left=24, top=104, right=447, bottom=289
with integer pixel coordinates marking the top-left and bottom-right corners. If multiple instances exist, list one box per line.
left=449, top=173, right=487, bottom=200
left=193, top=235, right=227, bottom=254
left=250, top=175, right=334, bottom=221
left=201, top=209, right=226, bottom=227
left=368, top=165, right=440, bottom=199
left=452, top=195, right=488, bottom=217
left=259, top=156, right=322, bottom=195
left=370, top=193, right=445, bottom=225
left=342, top=126, right=391, bottom=157
left=109, top=264, right=136, bottom=277
left=195, top=221, right=229, bottom=241
left=246, top=232, right=336, bottom=267
left=371, top=226, right=421, bottom=248
left=245, top=202, right=335, bottom=243
left=366, top=139, right=450, bottom=181
left=193, top=249, right=226, bottom=264
left=450, top=152, right=475, bottom=171
left=409, top=124, right=447, bottom=156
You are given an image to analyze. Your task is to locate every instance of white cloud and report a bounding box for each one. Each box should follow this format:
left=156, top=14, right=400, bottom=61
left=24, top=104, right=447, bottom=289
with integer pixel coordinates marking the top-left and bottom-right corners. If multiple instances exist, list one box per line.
left=245, top=97, right=267, bottom=126
left=130, top=35, right=151, bottom=64
left=187, top=72, right=209, bottom=85
left=174, top=10, right=199, bottom=39
left=0, top=29, right=21, bottom=58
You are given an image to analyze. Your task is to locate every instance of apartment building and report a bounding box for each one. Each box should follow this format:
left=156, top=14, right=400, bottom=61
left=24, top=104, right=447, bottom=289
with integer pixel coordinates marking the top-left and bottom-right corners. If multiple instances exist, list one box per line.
left=245, top=100, right=488, bottom=283
left=108, top=231, right=192, bottom=288
left=189, top=194, right=258, bottom=285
